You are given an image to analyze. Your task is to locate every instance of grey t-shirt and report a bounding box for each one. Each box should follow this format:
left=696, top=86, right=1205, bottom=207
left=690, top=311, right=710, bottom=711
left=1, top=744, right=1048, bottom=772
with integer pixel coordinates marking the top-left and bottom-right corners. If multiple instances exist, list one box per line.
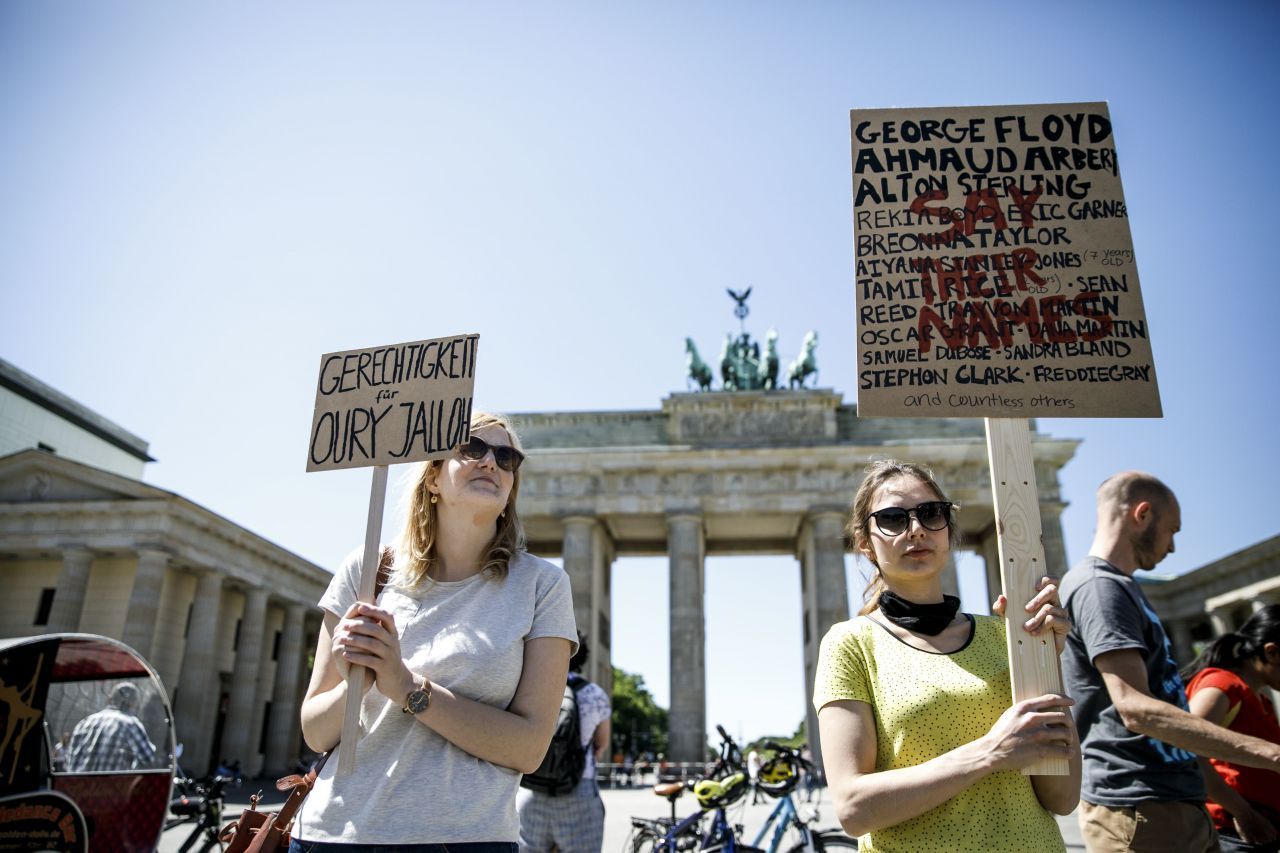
left=1060, top=556, right=1204, bottom=806
left=296, top=548, right=578, bottom=844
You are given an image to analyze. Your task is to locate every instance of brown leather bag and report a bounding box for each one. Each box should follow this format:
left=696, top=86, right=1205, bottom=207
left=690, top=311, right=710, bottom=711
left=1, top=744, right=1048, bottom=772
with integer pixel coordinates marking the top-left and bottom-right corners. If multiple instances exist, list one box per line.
left=219, top=547, right=395, bottom=851
left=218, top=756, right=327, bottom=852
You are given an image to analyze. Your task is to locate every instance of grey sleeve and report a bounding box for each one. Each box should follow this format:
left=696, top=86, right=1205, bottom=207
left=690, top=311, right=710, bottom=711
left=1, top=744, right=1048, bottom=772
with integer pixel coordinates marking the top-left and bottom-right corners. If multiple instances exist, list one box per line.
left=318, top=546, right=363, bottom=617
left=1069, top=577, right=1148, bottom=664
left=528, top=565, right=578, bottom=651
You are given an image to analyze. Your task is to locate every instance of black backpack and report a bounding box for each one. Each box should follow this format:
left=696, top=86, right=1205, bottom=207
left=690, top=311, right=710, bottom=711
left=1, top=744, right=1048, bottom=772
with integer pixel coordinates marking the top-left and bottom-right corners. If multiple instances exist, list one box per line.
left=520, top=673, right=588, bottom=795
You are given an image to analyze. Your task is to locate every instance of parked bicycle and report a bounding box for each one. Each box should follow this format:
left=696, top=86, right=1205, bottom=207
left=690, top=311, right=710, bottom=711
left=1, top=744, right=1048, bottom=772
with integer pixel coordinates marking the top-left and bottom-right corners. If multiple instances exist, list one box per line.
left=626, top=724, right=749, bottom=852
left=162, top=770, right=231, bottom=852
left=625, top=726, right=856, bottom=852
left=747, top=741, right=856, bottom=852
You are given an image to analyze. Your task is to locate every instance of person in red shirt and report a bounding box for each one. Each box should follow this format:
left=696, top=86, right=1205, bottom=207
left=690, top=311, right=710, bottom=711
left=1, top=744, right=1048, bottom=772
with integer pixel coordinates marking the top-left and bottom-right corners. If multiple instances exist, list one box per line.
left=1185, top=604, right=1280, bottom=852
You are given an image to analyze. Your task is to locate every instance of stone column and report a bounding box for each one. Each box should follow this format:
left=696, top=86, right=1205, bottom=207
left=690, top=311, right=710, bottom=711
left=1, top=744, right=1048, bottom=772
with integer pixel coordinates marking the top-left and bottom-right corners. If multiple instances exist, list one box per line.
left=1209, top=606, right=1234, bottom=637
left=1256, top=600, right=1280, bottom=719
left=286, top=613, right=322, bottom=767
left=591, top=525, right=615, bottom=694
left=1039, top=503, right=1070, bottom=579
left=799, top=511, right=849, bottom=775
left=940, top=553, right=960, bottom=599
left=980, top=527, right=1002, bottom=606
left=265, top=603, right=309, bottom=774
left=1167, top=618, right=1194, bottom=668
left=174, top=569, right=224, bottom=774
left=122, top=548, right=170, bottom=658
left=46, top=547, right=93, bottom=632
left=562, top=516, right=616, bottom=690
left=562, top=517, right=597, bottom=644
left=246, top=608, right=280, bottom=777
left=220, top=587, right=269, bottom=767
left=667, top=514, right=705, bottom=764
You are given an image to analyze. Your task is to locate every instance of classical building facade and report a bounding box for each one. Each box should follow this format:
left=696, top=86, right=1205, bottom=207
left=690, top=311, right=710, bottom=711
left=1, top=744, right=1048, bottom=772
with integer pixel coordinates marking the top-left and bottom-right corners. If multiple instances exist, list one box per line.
left=0, top=359, right=327, bottom=776
left=511, top=389, right=1080, bottom=763
left=1144, top=534, right=1280, bottom=664
left=1, top=358, right=152, bottom=479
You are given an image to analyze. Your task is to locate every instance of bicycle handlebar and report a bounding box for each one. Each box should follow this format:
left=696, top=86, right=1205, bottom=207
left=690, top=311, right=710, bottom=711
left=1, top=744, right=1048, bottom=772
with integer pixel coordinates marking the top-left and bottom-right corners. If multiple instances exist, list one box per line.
left=761, top=740, right=812, bottom=769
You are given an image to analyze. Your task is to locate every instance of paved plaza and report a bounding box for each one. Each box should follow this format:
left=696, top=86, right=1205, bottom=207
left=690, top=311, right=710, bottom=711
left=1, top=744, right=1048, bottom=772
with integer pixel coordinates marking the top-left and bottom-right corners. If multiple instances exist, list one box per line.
left=595, top=785, right=1084, bottom=851
left=160, top=781, right=1085, bottom=851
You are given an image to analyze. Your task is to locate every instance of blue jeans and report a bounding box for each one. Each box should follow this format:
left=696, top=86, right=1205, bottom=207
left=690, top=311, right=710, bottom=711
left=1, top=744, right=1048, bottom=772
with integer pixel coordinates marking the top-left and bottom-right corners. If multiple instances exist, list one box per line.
left=289, top=840, right=518, bottom=853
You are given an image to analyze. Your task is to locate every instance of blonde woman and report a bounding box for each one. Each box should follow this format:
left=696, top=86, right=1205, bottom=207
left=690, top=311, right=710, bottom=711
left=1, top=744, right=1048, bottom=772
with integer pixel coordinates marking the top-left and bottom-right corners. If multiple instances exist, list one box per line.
left=815, top=459, right=1080, bottom=852
left=295, top=412, right=576, bottom=852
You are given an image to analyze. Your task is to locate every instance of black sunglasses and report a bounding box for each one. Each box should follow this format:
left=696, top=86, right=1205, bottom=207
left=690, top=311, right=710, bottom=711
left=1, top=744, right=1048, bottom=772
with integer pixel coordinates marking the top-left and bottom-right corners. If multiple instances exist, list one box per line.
left=869, top=501, right=953, bottom=536
left=456, top=435, right=525, bottom=472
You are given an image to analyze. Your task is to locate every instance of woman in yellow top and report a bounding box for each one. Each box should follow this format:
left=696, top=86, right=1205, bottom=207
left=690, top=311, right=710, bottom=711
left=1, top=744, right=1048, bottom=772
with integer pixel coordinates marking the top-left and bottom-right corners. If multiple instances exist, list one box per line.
left=814, top=459, right=1082, bottom=852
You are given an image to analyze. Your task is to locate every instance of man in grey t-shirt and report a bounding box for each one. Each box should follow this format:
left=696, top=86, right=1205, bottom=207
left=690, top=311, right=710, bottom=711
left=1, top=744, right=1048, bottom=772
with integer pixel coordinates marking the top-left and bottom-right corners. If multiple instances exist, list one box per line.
left=1062, top=471, right=1280, bottom=852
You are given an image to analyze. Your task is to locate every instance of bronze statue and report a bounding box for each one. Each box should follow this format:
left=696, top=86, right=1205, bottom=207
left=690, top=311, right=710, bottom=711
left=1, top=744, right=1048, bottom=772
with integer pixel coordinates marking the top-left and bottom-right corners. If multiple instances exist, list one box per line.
left=682, top=290, right=818, bottom=392
left=762, top=329, right=779, bottom=390
left=786, top=330, right=819, bottom=388
left=685, top=337, right=713, bottom=391
left=718, top=333, right=736, bottom=389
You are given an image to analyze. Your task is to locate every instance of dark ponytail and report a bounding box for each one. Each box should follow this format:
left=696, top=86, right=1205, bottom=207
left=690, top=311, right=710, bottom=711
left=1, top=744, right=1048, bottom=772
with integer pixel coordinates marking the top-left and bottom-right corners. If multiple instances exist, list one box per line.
left=1182, top=604, right=1280, bottom=680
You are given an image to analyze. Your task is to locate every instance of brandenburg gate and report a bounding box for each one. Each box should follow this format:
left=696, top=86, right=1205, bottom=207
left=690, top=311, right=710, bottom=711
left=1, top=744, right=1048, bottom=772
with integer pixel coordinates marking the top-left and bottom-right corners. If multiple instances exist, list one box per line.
left=512, top=389, right=1077, bottom=764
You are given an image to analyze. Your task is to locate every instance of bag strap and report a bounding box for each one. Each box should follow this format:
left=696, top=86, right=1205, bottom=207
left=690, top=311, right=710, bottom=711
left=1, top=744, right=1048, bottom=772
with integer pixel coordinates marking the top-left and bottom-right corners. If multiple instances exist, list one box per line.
left=375, top=545, right=394, bottom=599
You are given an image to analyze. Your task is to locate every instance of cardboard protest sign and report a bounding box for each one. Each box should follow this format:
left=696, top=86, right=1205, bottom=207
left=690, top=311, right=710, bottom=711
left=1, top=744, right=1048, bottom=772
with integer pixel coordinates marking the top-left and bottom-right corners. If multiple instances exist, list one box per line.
left=306, top=334, right=479, bottom=472
left=305, top=333, right=479, bottom=775
left=852, top=102, right=1161, bottom=418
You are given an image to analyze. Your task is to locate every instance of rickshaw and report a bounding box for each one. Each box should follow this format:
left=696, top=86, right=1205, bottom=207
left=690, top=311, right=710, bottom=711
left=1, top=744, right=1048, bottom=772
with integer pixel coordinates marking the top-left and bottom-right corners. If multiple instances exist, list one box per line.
left=0, top=632, right=177, bottom=852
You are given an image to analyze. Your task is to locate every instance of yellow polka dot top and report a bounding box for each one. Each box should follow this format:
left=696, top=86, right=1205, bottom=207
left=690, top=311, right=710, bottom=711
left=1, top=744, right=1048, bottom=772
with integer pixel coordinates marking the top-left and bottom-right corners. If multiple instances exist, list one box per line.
left=814, top=614, right=1065, bottom=853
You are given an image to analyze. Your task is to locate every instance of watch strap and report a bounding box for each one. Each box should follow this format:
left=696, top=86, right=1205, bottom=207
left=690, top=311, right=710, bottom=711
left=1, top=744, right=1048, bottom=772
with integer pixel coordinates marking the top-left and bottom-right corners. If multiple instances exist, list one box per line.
left=401, top=675, right=431, bottom=714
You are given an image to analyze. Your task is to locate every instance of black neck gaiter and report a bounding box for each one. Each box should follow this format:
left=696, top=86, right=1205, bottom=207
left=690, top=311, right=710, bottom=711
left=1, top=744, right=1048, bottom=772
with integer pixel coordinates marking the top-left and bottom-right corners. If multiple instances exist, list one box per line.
left=878, top=590, right=961, bottom=636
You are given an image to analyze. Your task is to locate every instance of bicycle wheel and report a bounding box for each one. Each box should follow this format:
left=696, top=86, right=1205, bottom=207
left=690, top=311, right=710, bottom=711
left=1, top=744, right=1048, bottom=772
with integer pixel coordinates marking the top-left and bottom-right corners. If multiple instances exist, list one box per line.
left=198, top=827, right=225, bottom=853
left=784, top=829, right=858, bottom=851
left=627, top=827, right=664, bottom=853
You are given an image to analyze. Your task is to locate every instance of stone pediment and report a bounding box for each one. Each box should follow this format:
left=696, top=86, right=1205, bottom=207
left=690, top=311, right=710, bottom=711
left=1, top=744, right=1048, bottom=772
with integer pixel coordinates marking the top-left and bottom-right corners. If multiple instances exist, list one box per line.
left=0, top=449, right=169, bottom=503
left=662, top=390, right=840, bottom=446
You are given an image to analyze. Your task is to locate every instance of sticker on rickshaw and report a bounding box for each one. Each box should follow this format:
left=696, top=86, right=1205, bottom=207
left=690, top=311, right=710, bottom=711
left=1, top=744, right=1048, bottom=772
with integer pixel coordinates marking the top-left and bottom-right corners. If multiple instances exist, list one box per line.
left=0, top=790, right=88, bottom=853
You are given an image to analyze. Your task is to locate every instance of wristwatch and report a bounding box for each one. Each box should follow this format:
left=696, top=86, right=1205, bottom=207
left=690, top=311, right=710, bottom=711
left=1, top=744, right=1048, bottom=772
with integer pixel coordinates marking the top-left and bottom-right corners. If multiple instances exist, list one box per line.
left=401, top=674, right=431, bottom=715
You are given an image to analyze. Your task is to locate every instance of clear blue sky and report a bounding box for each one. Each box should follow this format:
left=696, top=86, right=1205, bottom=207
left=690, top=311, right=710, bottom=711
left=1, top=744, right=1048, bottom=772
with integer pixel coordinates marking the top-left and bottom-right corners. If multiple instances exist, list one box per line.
left=3, top=0, right=1277, bottom=745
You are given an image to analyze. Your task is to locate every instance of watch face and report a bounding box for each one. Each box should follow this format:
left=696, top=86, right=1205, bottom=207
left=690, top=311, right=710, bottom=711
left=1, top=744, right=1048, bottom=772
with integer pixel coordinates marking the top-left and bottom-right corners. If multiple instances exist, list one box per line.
left=405, top=689, right=429, bottom=714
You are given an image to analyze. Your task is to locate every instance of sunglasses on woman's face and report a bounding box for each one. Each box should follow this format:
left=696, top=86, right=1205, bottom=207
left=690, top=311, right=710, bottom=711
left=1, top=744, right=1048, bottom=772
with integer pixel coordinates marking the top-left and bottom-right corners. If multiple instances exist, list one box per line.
left=869, top=501, right=952, bottom=536
left=456, top=435, right=525, bottom=472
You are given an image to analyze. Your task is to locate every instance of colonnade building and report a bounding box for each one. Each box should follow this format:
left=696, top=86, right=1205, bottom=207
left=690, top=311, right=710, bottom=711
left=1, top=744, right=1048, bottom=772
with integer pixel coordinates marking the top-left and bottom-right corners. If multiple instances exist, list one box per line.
left=6, top=354, right=1274, bottom=774
left=510, top=390, right=1079, bottom=764
left=1144, top=535, right=1280, bottom=665
left=0, top=358, right=327, bottom=776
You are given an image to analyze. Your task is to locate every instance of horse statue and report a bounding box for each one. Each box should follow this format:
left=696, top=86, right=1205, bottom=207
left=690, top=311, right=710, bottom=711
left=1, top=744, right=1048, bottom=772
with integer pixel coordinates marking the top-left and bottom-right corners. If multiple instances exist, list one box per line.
left=684, top=337, right=713, bottom=391
left=761, top=329, right=779, bottom=389
left=718, top=333, right=737, bottom=390
left=786, top=330, right=819, bottom=388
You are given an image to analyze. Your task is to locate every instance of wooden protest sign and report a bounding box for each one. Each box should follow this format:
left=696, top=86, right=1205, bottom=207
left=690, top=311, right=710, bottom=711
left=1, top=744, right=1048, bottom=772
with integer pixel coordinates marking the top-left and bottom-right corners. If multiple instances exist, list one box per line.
left=851, top=103, right=1161, bottom=775
left=306, top=333, right=479, bottom=775
left=852, top=102, right=1159, bottom=420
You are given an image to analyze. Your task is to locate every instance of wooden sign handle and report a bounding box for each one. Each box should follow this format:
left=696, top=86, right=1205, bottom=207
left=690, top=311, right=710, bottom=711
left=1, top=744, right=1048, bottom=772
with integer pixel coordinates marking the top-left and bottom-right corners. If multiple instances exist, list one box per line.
left=336, top=464, right=390, bottom=776
left=985, top=418, right=1069, bottom=776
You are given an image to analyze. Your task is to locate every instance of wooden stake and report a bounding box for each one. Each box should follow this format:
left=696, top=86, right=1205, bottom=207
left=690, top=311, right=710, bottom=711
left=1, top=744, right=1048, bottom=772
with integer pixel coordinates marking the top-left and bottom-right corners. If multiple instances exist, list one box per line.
left=336, top=464, right=390, bottom=776
left=984, top=418, right=1069, bottom=776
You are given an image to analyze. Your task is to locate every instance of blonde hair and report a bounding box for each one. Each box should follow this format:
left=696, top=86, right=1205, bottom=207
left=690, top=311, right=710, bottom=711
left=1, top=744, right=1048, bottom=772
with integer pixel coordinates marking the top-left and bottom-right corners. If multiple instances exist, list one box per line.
left=391, top=411, right=527, bottom=590
left=846, top=459, right=959, bottom=615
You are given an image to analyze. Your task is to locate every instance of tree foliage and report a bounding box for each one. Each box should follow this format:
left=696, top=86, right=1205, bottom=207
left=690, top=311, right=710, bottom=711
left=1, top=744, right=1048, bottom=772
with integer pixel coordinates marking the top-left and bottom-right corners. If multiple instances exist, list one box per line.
left=745, top=718, right=806, bottom=755
left=610, top=665, right=668, bottom=757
